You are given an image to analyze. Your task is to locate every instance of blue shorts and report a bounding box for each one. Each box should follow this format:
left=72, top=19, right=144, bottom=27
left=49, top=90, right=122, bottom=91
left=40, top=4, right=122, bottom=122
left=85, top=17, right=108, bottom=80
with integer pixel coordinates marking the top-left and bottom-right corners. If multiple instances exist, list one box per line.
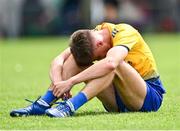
left=113, top=77, right=166, bottom=112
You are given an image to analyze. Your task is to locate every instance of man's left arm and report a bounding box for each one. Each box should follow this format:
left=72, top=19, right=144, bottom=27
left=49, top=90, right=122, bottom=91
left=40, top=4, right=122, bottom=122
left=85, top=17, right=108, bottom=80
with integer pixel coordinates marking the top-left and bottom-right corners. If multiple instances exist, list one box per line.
left=53, top=46, right=128, bottom=97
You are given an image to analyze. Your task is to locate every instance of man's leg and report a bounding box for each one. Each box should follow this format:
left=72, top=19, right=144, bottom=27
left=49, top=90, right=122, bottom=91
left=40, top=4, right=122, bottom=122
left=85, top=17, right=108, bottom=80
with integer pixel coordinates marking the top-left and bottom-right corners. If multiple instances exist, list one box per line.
left=66, top=71, right=117, bottom=112
left=42, top=55, right=84, bottom=104
left=114, top=61, right=147, bottom=111
left=96, top=84, right=118, bottom=112
left=10, top=55, right=84, bottom=117
left=45, top=71, right=120, bottom=117
left=62, top=55, right=84, bottom=80
left=70, top=61, right=146, bottom=112
left=45, top=54, right=84, bottom=100
left=45, top=61, right=147, bottom=117
left=50, top=54, right=84, bottom=90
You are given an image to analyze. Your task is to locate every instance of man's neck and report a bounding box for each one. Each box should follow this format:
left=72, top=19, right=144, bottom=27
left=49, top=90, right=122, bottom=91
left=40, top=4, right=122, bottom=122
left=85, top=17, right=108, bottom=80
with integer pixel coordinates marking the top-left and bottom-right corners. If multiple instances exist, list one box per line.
left=102, top=28, right=112, bottom=48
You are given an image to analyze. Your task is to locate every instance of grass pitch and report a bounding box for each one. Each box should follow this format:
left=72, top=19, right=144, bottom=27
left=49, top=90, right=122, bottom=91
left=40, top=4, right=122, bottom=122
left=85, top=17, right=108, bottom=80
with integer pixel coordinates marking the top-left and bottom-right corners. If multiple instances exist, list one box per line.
left=0, top=34, right=180, bottom=129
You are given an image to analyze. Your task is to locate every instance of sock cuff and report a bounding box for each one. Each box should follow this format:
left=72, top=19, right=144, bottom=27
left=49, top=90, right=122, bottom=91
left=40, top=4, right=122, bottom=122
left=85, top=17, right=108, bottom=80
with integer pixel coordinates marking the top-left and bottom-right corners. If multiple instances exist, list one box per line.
left=79, top=92, right=88, bottom=101
left=68, top=92, right=88, bottom=111
left=66, top=100, right=75, bottom=112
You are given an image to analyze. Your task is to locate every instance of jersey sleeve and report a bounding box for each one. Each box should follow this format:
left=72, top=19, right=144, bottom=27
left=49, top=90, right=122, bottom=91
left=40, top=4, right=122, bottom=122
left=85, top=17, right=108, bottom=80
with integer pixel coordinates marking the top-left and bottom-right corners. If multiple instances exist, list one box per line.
left=113, top=29, right=138, bottom=51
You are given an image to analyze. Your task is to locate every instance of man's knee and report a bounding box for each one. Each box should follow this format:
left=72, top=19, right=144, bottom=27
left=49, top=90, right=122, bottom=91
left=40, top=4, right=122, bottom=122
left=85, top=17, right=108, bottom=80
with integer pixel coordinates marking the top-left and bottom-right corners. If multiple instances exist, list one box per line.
left=61, top=55, right=87, bottom=80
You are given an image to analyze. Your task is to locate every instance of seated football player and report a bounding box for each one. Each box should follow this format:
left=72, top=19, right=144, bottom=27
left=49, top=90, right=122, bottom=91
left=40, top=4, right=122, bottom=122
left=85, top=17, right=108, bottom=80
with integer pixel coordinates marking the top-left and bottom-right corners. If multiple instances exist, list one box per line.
left=10, top=22, right=166, bottom=117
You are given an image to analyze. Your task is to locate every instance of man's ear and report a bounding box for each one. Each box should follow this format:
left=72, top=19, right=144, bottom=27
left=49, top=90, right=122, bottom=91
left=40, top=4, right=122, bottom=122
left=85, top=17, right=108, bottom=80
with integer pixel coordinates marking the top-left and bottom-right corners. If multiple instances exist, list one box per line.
left=96, top=41, right=103, bottom=47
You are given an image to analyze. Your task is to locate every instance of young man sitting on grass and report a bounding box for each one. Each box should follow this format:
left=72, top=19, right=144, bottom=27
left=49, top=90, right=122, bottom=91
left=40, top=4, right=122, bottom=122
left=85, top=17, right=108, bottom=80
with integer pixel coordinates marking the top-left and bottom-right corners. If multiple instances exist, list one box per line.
left=10, top=22, right=166, bottom=117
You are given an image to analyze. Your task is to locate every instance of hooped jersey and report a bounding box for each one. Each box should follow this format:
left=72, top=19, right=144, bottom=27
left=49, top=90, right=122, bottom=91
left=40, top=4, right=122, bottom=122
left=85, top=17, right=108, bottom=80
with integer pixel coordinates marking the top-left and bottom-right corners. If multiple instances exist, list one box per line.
left=94, top=23, right=159, bottom=80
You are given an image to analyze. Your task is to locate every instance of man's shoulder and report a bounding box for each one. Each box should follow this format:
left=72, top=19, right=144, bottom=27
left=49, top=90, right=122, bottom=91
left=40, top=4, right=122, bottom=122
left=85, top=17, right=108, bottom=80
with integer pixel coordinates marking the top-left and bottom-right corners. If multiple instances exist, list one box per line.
left=94, top=22, right=137, bottom=32
left=115, top=23, right=137, bottom=32
left=94, top=22, right=115, bottom=31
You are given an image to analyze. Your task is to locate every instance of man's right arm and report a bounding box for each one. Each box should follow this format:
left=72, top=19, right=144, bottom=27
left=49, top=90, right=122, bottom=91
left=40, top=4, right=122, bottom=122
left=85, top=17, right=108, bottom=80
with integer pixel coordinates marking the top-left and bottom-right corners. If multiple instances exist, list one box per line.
left=49, top=47, right=71, bottom=84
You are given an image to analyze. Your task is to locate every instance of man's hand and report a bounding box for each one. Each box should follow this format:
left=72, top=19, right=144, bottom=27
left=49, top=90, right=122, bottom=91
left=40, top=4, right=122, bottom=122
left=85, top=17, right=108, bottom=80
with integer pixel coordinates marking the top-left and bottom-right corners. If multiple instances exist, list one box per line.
left=53, top=80, right=73, bottom=97
left=62, top=91, right=72, bottom=100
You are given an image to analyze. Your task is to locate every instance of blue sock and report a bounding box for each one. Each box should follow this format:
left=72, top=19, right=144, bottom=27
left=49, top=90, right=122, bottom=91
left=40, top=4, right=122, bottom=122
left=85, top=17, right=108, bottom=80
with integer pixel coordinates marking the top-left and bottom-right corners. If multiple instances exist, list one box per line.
left=41, top=90, right=57, bottom=105
left=69, top=92, right=88, bottom=111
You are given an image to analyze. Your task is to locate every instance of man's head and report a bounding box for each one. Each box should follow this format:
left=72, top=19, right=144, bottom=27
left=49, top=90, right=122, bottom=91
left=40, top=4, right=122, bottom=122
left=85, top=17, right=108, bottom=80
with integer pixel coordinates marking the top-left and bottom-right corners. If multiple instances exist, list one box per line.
left=69, top=30, right=94, bottom=66
left=69, top=29, right=111, bottom=67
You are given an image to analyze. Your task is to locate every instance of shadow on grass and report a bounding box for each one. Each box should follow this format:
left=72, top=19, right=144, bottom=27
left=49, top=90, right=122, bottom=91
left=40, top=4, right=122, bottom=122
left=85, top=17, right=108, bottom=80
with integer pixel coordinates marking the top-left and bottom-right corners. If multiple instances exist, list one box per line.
left=73, top=110, right=146, bottom=117
left=8, top=108, right=142, bottom=119
left=74, top=111, right=123, bottom=117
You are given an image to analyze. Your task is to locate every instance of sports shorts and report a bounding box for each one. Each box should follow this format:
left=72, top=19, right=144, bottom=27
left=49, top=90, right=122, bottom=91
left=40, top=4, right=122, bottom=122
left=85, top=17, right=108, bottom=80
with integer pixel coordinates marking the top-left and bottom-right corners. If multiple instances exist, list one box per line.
left=112, top=77, right=166, bottom=112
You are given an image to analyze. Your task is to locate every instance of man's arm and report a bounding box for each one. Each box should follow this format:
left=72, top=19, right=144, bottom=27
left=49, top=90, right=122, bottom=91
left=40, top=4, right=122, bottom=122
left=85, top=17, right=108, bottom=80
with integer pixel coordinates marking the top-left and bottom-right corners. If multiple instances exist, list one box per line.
left=50, top=47, right=71, bottom=84
left=53, top=46, right=128, bottom=97
left=70, top=46, right=128, bottom=85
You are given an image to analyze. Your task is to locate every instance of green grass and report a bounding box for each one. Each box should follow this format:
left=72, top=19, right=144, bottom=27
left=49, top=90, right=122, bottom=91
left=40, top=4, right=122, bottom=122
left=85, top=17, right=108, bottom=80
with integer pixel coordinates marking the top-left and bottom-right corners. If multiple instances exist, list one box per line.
left=0, top=34, right=180, bottom=129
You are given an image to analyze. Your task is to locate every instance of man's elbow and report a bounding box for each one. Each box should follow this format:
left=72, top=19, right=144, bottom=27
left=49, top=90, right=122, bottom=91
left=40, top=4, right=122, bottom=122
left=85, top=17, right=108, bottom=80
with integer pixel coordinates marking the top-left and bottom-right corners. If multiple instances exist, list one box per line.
left=51, top=59, right=57, bottom=68
left=105, top=57, right=119, bottom=71
left=51, top=57, right=64, bottom=67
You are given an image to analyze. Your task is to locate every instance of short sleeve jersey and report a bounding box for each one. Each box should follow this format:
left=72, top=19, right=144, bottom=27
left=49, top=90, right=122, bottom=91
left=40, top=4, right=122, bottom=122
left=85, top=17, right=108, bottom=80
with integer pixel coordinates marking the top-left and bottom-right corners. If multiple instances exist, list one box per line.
left=94, top=23, right=159, bottom=80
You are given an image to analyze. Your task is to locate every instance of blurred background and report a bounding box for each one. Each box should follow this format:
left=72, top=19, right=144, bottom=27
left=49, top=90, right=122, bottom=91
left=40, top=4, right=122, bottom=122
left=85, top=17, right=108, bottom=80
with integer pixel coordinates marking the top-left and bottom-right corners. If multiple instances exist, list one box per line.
left=0, top=0, right=179, bottom=38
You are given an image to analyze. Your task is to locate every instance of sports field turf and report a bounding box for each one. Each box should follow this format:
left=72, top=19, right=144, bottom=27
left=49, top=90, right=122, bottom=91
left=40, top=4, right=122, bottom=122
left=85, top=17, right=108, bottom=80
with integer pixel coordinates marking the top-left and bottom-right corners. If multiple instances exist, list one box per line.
left=0, top=34, right=180, bottom=129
